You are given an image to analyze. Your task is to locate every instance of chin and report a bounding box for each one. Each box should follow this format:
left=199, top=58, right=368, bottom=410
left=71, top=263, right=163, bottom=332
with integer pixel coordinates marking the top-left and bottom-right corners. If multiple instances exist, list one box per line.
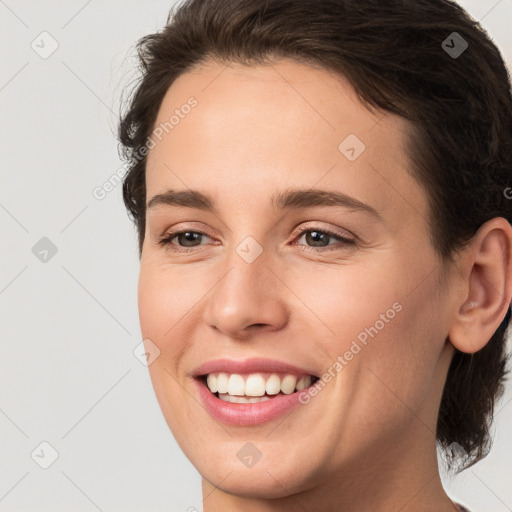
left=199, top=461, right=314, bottom=500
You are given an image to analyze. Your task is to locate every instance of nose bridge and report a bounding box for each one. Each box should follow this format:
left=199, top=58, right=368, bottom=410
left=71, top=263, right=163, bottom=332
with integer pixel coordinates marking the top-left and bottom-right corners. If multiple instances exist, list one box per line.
left=221, top=232, right=272, bottom=294
left=203, top=238, right=289, bottom=337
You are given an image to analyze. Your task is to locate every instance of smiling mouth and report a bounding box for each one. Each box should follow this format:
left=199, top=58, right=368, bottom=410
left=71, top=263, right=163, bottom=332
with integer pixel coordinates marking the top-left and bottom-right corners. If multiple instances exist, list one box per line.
left=199, top=371, right=320, bottom=403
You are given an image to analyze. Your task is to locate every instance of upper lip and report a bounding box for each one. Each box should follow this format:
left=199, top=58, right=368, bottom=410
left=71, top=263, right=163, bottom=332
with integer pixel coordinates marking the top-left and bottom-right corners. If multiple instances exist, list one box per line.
left=192, top=357, right=318, bottom=378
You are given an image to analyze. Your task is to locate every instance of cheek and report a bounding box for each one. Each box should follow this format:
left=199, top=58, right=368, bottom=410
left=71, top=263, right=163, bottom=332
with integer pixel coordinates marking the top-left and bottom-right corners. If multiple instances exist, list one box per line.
left=137, top=264, right=198, bottom=439
left=295, top=255, right=445, bottom=408
left=288, top=258, right=404, bottom=351
left=137, top=264, right=195, bottom=396
left=341, top=283, right=446, bottom=431
left=138, top=271, right=169, bottom=339
left=137, top=262, right=200, bottom=339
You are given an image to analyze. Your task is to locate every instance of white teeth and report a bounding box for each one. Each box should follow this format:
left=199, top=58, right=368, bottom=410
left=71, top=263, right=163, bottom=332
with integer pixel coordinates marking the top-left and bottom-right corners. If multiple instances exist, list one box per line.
left=296, top=375, right=312, bottom=391
left=206, top=374, right=218, bottom=393
left=265, top=373, right=281, bottom=395
left=227, top=374, right=245, bottom=396
left=218, top=393, right=271, bottom=403
left=281, top=375, right=297, bottom=394
left=204, top=371, right=315, bottom=396
left=245, top=374, right=266, bottom=396
left=216, top=372, right=229, bottom=394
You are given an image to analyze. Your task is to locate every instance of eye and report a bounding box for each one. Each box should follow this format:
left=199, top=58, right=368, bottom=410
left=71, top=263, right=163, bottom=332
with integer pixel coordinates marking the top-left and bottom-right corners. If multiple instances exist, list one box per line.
left=157, top=230, right=211, bottom=252
left=157, top=226, right=356, bottom=253
left=292, top=227, right=356, bottom=252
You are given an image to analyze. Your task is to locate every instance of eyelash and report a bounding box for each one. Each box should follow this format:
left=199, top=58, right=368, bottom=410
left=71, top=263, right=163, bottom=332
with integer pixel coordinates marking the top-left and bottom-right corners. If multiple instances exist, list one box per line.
left=157, top=226, right=356, bottom=253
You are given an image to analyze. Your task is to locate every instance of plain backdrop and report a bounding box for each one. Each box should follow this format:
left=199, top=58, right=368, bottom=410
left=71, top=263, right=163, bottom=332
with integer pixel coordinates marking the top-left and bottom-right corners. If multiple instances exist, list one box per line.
left=1, top=1, right=511, bottom=511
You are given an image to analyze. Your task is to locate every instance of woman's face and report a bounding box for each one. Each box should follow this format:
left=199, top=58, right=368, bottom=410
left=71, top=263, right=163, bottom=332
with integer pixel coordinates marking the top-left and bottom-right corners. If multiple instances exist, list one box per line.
left=139, top=58, right=457, bottom=498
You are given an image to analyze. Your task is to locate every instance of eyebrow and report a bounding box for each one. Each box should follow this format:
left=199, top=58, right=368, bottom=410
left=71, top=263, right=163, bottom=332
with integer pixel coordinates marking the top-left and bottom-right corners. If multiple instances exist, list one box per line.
left=146, top=187, right=382, bottom=219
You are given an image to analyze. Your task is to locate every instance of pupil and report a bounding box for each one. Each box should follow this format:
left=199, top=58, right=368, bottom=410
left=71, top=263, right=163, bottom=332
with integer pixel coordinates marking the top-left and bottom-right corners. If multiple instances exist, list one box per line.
left=306, top=230, right=328, bottom=246
left=180, top=232, right=201, bottom=246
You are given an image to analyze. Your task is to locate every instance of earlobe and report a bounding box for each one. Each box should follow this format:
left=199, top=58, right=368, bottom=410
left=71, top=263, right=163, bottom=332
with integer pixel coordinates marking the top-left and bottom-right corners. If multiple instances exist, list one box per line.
left=448, top=217, right=512, bottom=354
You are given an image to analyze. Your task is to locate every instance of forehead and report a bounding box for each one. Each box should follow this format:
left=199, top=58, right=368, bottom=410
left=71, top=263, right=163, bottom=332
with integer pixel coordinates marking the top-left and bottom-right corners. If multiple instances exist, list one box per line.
left=145, top=58, right=428, bottom=227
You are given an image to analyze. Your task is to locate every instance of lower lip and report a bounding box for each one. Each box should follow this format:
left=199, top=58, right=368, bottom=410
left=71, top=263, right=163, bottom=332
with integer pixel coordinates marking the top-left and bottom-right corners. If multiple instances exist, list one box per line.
left=193, top=377, right=313, bottom=426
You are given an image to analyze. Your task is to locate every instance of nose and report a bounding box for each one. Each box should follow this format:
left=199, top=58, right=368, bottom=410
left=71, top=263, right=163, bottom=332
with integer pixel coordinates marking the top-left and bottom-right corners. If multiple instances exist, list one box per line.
left=203, top=249, right=290, bottom=340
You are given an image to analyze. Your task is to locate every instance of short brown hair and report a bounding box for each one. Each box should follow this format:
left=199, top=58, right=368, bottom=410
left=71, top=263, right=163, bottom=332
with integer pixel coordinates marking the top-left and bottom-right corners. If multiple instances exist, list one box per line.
left=118, top=0, right=512, bottom=470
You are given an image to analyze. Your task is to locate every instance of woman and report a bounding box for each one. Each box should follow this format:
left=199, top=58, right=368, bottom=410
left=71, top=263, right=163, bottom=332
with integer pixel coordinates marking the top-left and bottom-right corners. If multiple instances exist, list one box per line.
left=118, top=0, right=512, bottom=510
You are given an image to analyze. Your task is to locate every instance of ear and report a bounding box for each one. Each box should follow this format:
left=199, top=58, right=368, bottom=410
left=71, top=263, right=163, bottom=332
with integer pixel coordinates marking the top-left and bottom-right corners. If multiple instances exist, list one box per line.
left=448, top=217, right=512, bottom=354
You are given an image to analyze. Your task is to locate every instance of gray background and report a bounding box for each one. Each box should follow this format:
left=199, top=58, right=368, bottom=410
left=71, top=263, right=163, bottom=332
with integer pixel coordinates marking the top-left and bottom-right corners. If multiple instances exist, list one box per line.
left=1, top=1, right=511, bottom=511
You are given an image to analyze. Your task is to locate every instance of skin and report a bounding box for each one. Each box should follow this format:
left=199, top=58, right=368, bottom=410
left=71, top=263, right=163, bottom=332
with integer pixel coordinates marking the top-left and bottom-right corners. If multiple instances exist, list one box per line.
left=138, top=58, right=512, bottom=512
